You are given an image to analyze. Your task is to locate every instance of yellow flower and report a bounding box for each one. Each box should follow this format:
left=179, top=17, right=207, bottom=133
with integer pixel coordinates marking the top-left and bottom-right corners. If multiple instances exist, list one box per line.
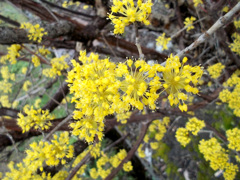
left=156, top=33, right=171, bottom=50
left=175, top=127, right=191, bottom=147
left=0, top=44, right=21, bottom=64
left=123, top=161, right=133, bottom=172
left=207, top=62, right=225, bottom=79
left=117, top=59, right=161, bottom=110
left=186, top=117, right=205, bottom=135
left=184, top=16, right=196, bottom=31
left=198, top=138, right=229, bottom=171
left=226, top=128, right=240, bottom=151
left=162, top=54, right=203, bottom=111
left=20, top=22, right=47, bottom=43
left=193, top=0, right=203, bottom=7
left=23, top=80, right=32, bottom=91
left=43, top=55, right=69, bottom=78
left=17, top=105, right=54, bottom=132
left=109, top=0, right=152, bottom=34
left=229, top=33, right=240, bottom=56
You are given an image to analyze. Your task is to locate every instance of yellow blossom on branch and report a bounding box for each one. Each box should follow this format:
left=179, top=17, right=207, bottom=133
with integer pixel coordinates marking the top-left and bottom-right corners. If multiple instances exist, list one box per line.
left=108, top=0, right=153, bottom=34
left=198, top=137, right=238, bottom=180
left=0, top=44, right=21, bottom=64
left=193, top=0, right=203, bottom=7
left=43, top=55, right=69, bottom=78
left=175, top=127, right=191, bottom=147
left=20, top=22, right=48, bottom=43
left=17, top=105, right=54, bottom=132
left=162, top=54, right=203, bottom=111
left=186, top=117, right=205, bottom=135
left=226, top=128, right=240, bottom=151
left=184, top=16, right=196, bottom=31
left=156, top=33, right=171, bottom=50
left=219, top=70, right=240, bottom=117
left=207, top=62, right=225, bottom=79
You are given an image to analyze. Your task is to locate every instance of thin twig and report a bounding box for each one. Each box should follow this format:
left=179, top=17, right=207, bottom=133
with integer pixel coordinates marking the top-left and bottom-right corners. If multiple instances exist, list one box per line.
left=134, top=23, right=144, bottom=59
left=176, top=2, right=240, bottom=58
left=44, top=113, right=73, bottom=141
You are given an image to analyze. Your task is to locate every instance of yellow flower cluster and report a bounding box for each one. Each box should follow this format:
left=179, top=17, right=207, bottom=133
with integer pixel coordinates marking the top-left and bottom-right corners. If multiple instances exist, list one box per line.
left=176, top=117, right=205, bottom=147
left=156, top=33, right=171, bottom=51
left=0, top=44, right=21, bottom=64
left=1, top=66, right=15, bottom=81
left=199, top=138, right=238, bottom=180
left=226, top=128, right=240, bottom=151
left=31, top=46, right=51, bottom=67
left=185, top=117, right=205, bottom=135
left=17, top=105, right=55, bottom=133
left=90, top=149, right=132, bottom=179
left=62, top=0, right=80, bottom=8
left=184, top=16, right=196, bottom=31
left=229, top=33, right=240, bottom=56
left=0, top=66, right=15, bottom=94
left=43, top=55, right=69, bottom=78
left=162, top=54, right=203, bottom=111
left=175, top=127, right=190, bottom=147
left=116, top=111, right=132, bottom=124
left=0, top=95, right=11, bottom=108
left=193, top=0, right=203, bottom=7
left=67, top=51, right=203, bottom=143
left=22, top=80, right=32, bottom=92
left=3, top=132, right=74, bottom=180
left=108, top=0, right=152, bottom=34
left=67, top=51, right=163, bottom=142
left=20, top=22, right=48, bottom=43
left=219, top=70, right=240, bottom=117
left=207, top=62, right=225, bottom=79
left=234, top=19, right=240, bottom=29
left=138, top=117, right=170, bottom=156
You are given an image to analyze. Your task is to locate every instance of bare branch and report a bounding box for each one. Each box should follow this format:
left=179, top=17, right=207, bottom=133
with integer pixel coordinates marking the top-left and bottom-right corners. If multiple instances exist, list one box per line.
left=176, top=2, right=240, bottom=58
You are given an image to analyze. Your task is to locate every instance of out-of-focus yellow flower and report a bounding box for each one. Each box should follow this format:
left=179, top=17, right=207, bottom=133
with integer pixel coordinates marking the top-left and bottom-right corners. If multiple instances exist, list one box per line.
left=156, top=33, right=171, bottom=50
left=184, top=16, right=196, bottom=31
left=207, top=62, right=225, bottom=79
left=109, top=0, right=152, bottom=34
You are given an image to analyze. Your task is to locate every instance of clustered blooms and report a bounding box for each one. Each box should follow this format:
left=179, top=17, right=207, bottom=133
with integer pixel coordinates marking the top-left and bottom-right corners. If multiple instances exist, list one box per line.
left=156, top=33, right=171, bottom=51
left=199, top=138, right=238, bottom=180
left=226, top=128, right=240, bottom=151
left=22, top=80, right=32, bottom=92
left=31, top=46, right=51, bottom=67
left=62, top=0, right=80, bottom=8
left=67, top=51, right=203, bottom=143
left=193, top=0, right=203, bottom=7
left=42, top=55, right=69, bottom=78
left=161, top=54, right=203, bottom=112
left=108, top=0, right=152, bottom=34
left=0, top=66, right=18, bottom=108
left=230, top=32, right=240, bottom=56
left=234, top=19, right=240, bottom=29
left=207, top=62, right=225, bottom=79
left=138, top=117, right=170, bottom=157
left=176, top=117, right=205, bottom=147
left=3, top=132, right=74, bottom=180
left=20, top=22, right=47, bottom=43
left=17, top=105, right=55, bottom=133
left=184, top=16, right=196, bottom=31
left=90, top=149, right=133, bottom=179
left=0, top=44, right=21, bottom=64
left=219, top=70, right=240, bottom=117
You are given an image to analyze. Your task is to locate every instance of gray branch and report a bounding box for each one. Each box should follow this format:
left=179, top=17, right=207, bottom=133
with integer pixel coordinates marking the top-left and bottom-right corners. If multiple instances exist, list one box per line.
left=176, top=2, right=240, bottom=58
left=0, top=20, right=74, bottom=45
